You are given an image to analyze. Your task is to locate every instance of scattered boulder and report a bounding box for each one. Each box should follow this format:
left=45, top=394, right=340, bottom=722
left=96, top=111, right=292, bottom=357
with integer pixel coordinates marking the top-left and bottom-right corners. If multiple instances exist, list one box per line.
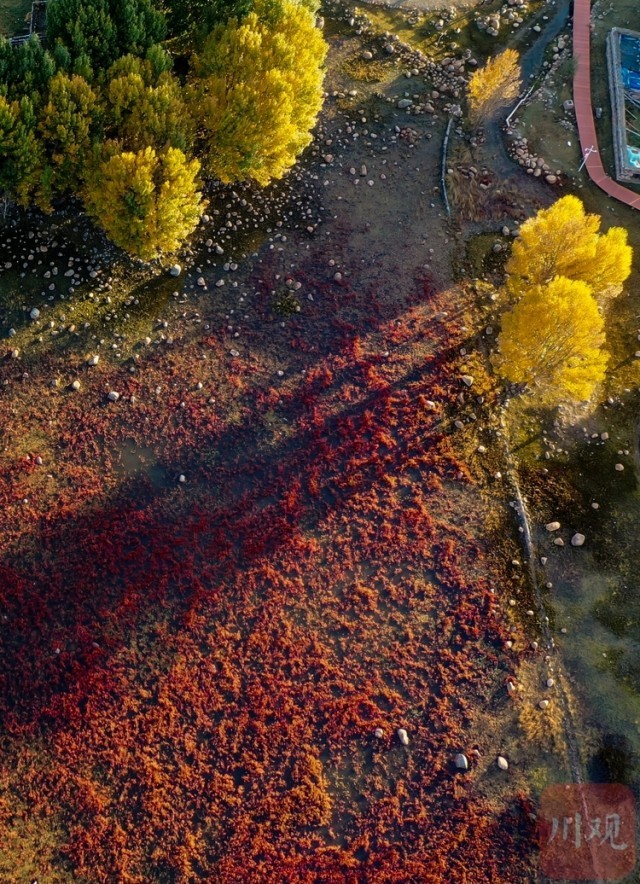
left=87, top=354, right=100, bottom=366
left=571, top=533, right=585, bottom=547
left=455, top=753, right=469, bottom=770
left=461, top=375, right=474, bottom=387
left=497, top=756, right=509, bottom=771
left=30, top=308, right=40, bottom=320
left=107, top=391, right=120, bottom=402
left=397, top=728, right=409, bottom=746
left=374, top=727, right=384, bottom=738
left=169, top=264, right=181, bottom=277
left=397, top=99, right=413, bottom=109
left=545, top=521, right=561, bottom=532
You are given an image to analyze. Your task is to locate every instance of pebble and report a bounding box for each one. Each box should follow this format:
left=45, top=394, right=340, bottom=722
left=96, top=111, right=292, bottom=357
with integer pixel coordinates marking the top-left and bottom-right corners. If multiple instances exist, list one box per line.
left=571, top=533, right=585, bottom=547
left=545, top=521, right=560, bottom=532
left=454, top=753, right=469, bottom=770
left=71, top=380, right=81, bottom=391
left=107, top=391, right=120, bottom=402
left=87, top=355, right=100, bottom=366
left=546, top=677, right=555, bottom=687
left=615, top=463, right=624, bottom=471
left=539, top=699, right=550, bottom=710
left=497, top=756, right=509, bottom=771
left=461, top=375, right=474, bottom=387
left=178, top=474, right=186, bottom=483
left=169, top=264, right=181, bottom=277
left=374, top=727, right=384, bottom=739
left=30, top=308, right=40, bottom=320
left=397, top=728, right=409, bottom=746
left=553, top=538, right=564, bottom=546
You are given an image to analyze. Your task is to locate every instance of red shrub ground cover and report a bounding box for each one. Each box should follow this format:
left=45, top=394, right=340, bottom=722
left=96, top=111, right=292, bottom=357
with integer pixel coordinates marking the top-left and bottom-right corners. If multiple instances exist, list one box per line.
left=0, top=262, right=536, bottom=880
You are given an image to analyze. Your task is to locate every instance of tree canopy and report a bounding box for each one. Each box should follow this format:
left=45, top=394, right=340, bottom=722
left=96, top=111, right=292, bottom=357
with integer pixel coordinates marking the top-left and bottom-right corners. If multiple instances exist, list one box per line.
left=506, top=195, right=632, bottom=301
left=496, top=276, right=608, bottom=403
left=0, top=0, right=327, bottom=256
left=46, top=0, right=166, bottom=75
left=193, top=0, right=326, bottom=185
left=494, top=197, right=634, bottom=406
left=84, top=146, right=203, bottom=260
left=467, top=49, right=520, bottom=125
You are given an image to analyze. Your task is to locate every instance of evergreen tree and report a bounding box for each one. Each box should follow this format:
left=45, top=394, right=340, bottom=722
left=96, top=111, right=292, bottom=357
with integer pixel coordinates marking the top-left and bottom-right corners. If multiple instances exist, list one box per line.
left=47, top=0, right=166, bottom=74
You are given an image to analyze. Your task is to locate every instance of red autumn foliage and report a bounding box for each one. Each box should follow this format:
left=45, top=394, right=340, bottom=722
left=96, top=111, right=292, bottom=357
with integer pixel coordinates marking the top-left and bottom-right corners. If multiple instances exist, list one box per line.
left=0, top=266, right=535, bottom=881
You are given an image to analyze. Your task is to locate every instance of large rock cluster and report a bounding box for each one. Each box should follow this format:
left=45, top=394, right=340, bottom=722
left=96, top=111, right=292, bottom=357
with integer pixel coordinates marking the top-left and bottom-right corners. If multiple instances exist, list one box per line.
left=507, top=136, right=562, bottom=185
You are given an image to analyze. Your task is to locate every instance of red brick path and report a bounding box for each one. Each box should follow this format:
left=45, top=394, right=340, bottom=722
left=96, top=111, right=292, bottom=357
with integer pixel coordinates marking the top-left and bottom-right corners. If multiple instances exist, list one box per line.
left=573, top=0, right=640, bottom=208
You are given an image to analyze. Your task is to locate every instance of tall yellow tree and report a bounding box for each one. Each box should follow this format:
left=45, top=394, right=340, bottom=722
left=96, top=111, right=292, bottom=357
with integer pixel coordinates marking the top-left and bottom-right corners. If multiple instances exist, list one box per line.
left=467, top=48, right=521, bottom=125
left=37, top=72, right=100, bottom=208
left=506, top=195, right=632, bottom=301
left=192, top=0, right=327, bottom=185
left=84, top=146, right=203, bottom=259
left=495, top=276, right=608, bottom=403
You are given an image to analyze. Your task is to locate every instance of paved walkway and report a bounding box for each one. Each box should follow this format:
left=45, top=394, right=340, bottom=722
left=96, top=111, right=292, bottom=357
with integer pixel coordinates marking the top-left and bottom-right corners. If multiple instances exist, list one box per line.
left=573, top=0, right=640, bottom=209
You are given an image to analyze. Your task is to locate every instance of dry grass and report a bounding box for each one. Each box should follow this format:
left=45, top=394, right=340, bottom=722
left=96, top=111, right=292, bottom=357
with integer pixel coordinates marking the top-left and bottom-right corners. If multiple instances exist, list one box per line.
left=341, top=54, right=394, bottom=84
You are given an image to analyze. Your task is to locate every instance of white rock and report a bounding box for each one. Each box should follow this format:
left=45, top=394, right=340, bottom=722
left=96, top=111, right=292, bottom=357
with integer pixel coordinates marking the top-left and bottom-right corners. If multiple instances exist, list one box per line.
left=363, top=50, right=373, bottom=60
left=601, top=432, right=609, bottom=441
left=539, top=699, right=550, bottom=709
left=197, top=277, right=206, bottom=287
left=545, top=521, right=561, bottom=532
left=178, top=474, right=186, bottom=483
left=497, top=756, right=509, bottom=771
left=615, top=463, right=624, bottom=471
left=454, top=753, right=469, bottom=770
left=461, top=375, right=474, bottom=387
left=397, top=99, right=413, bottom=109
left=87, top=354, right=100, bottom=366
left=553, top=538, right=564, bottom=546
left=546, top=677, right=555, bottom=687
left=30, top=308, right=40, bottom=320
left=169, top=264, right=181, bottom=277
left=397, top=728, right=409, bottom=746
left=571, top=533, right=585, bottom=547
left=71, top=380, right=81, bottom=391
left=374, top=727, right=384, bottom=738
left=230, top=349, right=240, bottom=357
left=107, top=391, right=120, bottom=402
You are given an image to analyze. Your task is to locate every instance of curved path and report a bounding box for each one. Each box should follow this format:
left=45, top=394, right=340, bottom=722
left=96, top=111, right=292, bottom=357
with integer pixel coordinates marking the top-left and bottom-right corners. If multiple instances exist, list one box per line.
left=573, top=0, right=640, bottom=208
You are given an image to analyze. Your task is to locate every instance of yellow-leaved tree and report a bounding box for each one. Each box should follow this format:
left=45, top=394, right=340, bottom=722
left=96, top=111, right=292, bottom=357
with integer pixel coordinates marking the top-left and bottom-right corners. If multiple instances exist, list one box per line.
left=495, top=276, right=608, bottom=403
left=192, top=0, right=327, bottom=185
left=467, top=48, right=521, bottom=125
left=506, top=195, right=632, bottom=301
left=84, top=146, right=203, bottom=260
left=106, top=56, right=194, bottom=153
left=37, top=72, right=100, bottom=209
